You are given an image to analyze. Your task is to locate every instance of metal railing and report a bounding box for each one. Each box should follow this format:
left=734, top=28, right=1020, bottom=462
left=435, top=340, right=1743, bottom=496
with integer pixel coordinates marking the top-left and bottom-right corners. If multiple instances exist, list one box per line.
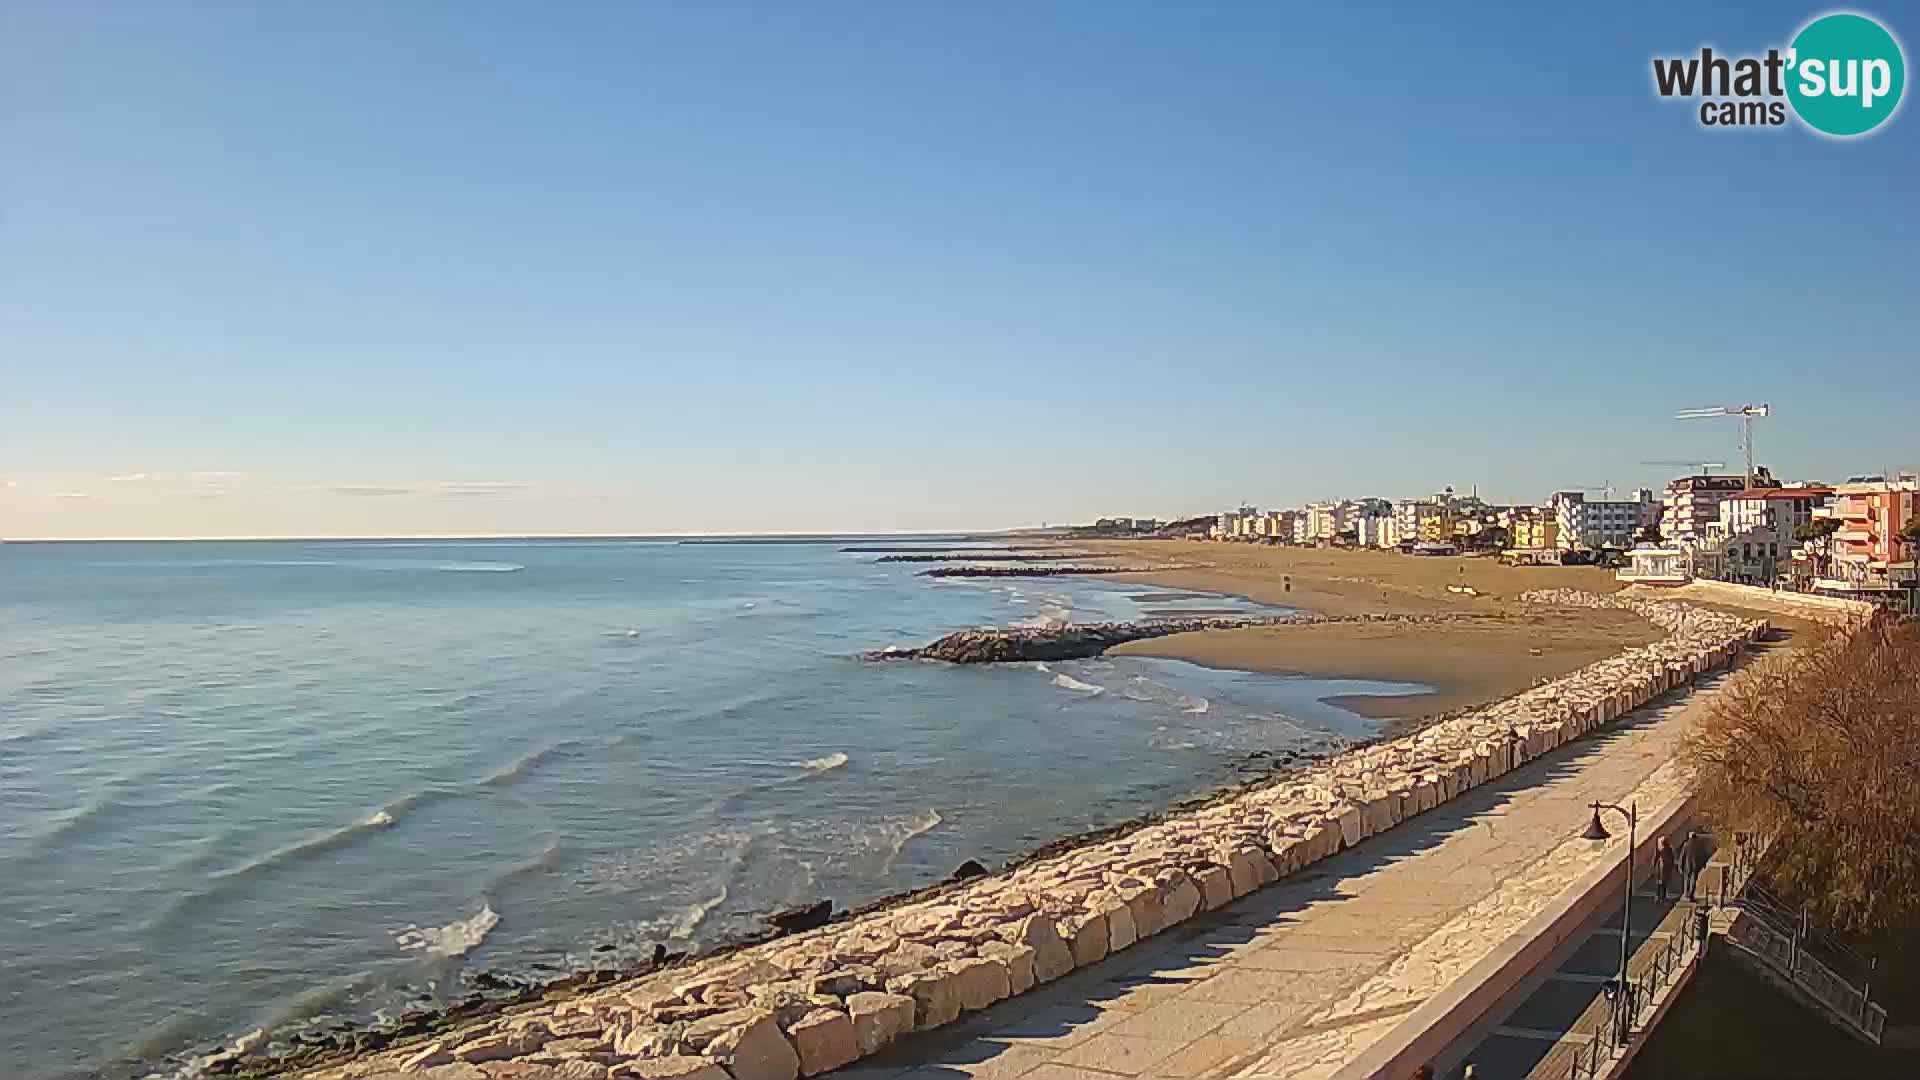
left=1721, top=895, right=1887, bottom=1042
left=1547, top=907, right=1708, bottom=1080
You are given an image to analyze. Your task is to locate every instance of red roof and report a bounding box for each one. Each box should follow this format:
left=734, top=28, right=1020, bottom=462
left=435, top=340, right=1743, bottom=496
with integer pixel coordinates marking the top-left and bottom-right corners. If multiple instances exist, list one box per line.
left=1730, top=487, right=1831, bottom=500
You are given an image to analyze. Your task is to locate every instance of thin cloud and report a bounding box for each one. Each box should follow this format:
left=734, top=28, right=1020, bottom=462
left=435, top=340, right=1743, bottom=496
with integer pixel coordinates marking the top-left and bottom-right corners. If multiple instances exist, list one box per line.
left=51, top=492, right=97, bottom=500
left=325, top=484, right=419, bottom=497
left=106, top=472, right=153, bottom=482
left=304, top=480, right=534, bottom=499
left=433, top=481, right=533, bottom=499
left=192, top=471, right=245, bottom=480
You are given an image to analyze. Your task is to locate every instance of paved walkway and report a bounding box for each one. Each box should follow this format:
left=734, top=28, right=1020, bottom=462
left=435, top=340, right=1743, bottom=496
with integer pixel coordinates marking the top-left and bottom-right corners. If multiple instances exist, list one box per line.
left=1450, top=882, right=1698, bottom=1080
left=830, top=673, right=1730, bottom=1080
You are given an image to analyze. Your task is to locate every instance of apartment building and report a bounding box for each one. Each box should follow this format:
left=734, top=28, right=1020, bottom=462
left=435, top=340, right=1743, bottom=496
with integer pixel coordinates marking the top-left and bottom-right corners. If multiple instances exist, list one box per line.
left=1700, top=486, right=1831, bottom=584
left=1549, top=489, right=1659, bottom=551
left=1660, top=469, right=1774, bottom=549
left=1810, top=476, right=1919, bottom=606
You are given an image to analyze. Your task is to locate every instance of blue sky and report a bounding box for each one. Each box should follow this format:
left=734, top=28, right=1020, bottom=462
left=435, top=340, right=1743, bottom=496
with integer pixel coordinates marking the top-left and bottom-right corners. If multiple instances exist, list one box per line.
left=3, top=1, right=1915, bottom=537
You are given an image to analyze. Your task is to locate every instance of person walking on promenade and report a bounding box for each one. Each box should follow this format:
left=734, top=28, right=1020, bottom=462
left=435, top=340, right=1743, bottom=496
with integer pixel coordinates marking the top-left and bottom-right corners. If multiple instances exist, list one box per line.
left=1685, top=829, right=1709, bottom=902
left=1656, top=836, right=1675, bottom=901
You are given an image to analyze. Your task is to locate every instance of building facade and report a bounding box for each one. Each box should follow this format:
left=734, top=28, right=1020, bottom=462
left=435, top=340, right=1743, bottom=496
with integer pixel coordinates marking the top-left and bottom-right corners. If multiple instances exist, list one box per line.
left=1660, top=470, right=1774, bottom=550
left=1508, top=508, right=1560, bottom=551
left=1810, top=477, right=1919, bottom=607
left=1549, top=489, right=1659, bottom=551
left=1699, top=486, right=1832, bottom=585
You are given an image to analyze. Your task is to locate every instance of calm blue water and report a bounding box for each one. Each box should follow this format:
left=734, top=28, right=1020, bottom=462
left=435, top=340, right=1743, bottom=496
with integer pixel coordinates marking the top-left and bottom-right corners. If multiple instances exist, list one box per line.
left=0, top=540, right=1422, bottom=1079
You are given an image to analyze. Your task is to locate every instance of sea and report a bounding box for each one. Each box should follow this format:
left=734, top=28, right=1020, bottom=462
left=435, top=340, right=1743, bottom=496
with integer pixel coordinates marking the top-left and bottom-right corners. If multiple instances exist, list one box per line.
left=0, top=539, right=1427, bottom=1079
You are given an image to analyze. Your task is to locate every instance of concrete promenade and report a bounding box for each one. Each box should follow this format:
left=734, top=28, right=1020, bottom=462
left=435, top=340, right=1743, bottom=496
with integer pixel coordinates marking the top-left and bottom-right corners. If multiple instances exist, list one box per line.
left=830, top=678, right=1723, bottom=1080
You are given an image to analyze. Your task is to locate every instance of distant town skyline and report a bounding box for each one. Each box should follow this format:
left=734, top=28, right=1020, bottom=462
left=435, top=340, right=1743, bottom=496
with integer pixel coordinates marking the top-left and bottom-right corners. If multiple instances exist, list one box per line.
left=4, top=2, right=1916, bottom=539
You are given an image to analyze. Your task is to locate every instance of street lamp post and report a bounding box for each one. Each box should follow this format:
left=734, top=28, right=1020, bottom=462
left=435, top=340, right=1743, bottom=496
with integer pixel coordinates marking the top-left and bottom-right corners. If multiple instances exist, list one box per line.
left=1582, top=801, right=1638, bottom=1045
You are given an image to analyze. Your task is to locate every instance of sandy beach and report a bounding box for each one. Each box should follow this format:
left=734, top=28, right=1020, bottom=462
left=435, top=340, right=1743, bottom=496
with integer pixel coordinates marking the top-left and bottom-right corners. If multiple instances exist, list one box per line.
left=1081, top=540, right=1656, bottom=721
left=1111, top=609, right=1663, bottom=720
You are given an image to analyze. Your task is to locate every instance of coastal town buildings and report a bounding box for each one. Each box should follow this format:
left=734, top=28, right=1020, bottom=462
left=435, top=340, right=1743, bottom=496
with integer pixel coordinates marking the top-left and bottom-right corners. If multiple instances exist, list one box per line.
left=1660, top=470, right=1773, bottom=549
left=1549, top=489, right=1659, bottom=551
left=1802, top=476, right=1919, bottom=607
left=1393, top=499, right=1444, bottom=546
left=1697, top=486, right=1832, bottom=584
left=1507, top=508, right=1560, bottom=552
left=1302, top=500, right=1358, bottom=543
left=1352, top=512, right=1392, bottom=548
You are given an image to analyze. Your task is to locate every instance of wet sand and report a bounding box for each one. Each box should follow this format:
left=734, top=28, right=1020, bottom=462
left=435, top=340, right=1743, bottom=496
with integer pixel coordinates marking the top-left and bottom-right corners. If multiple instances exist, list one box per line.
left=1111, top=608, right=1664, bottom=720
left=1085, top=540, right=1657, bottom=721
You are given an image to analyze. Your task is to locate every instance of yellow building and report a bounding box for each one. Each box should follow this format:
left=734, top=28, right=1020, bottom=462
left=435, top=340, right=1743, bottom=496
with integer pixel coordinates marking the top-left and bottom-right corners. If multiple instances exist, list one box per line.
left=1509, top=512, right=1560, bottom=551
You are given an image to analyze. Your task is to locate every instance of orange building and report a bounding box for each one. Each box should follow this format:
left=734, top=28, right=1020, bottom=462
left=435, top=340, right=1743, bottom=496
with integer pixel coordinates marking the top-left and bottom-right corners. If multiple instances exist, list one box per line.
left=1812, top=477, right=1919, bottom=608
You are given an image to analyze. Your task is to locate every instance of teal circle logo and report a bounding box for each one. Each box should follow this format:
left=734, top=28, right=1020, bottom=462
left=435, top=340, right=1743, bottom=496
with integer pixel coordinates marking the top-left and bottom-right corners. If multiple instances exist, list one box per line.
left=1786, top=12, right=1905, bottom=136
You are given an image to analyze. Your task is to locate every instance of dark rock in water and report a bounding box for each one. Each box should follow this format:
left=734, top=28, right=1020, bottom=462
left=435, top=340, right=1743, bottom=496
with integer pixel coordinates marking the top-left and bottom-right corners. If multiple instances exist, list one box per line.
left=652, top=943, right=669, bottom=966
left=863, top=615, right=1289, bottom=664
left=949, top=858, right=989, bottom=881
left=765, top=899, right=833, bottom=934
left=592, top=944, right=616, bottom=953
left=919, top=565, right=1150, bottom=578
left=863, top=611, right=1473, bottom=665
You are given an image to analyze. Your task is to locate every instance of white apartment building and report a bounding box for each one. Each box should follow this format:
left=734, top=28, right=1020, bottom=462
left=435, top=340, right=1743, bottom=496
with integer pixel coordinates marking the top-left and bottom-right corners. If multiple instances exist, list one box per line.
left=1352, top=514, right=1392, bottom=548
left=1700, top=486, right=1831, bottom=584
left=1660, top=470, right=1773, bottom=550
left=1550, top=489, right=1659, bottom=550
left=1301, top=501, right=1352, bottom=543
left=1393, top=500, right=1442, bottom=544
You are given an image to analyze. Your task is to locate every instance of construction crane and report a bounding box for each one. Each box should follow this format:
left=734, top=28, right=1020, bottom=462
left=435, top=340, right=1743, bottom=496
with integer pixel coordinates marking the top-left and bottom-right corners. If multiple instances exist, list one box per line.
left=1676, top=404, right=1769, bottom=488
left=1640, top=460, right=1728, bottom=474
left=1560, top=483, right=1618, bottom=499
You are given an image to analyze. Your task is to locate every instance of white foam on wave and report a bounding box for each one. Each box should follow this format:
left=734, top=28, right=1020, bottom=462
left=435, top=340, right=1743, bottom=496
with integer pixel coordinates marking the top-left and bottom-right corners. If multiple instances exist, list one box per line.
left=1183, top=697, right=1211, bottom=715
left=1053, top=673, right=1106, bottom=696
left=433, top=561, right=524, bottom=573
left=213, top=793, right=432, bottom=882
left=1013, top=611, right=1071, bottom=631
left=673, top=884, right=730, bottom=939
left=394, top=904, right=499, bottom=958
left=880, top=808, right=944, bottom=873
left=795, top=751, right=849, bottom=774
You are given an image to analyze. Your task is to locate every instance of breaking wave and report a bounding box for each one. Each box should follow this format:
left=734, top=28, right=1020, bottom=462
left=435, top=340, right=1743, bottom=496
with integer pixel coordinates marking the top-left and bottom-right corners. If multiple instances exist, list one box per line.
left=1052, top=673, right=1106, bottom=696
left=881, top=809, right=943, bottom=873
left=394, top=904, right=499, bottom=958
left=210, top=790, right=441, bottom=883
left=795, top=752, right=849, bottom=774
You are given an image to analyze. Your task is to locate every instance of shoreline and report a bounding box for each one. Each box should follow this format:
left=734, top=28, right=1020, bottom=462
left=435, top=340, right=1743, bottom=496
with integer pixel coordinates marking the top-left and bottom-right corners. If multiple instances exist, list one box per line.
left=181, top=553, right=1629, bottom=1078
left=190, top=575, right=1367, bottom=1078
left=262, top=590, right=1767, bottom=1080
left=1078, top=540, right=1658, bottom=722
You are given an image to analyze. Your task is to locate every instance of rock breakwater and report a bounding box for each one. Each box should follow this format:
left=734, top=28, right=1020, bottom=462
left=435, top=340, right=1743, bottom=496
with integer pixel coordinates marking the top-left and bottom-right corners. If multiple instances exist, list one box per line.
left=269, top=593, right=1765, bottom=1080
left=917, top=565, right=1159, bottom=578
left=863, top=612, right=1483, bottom=664
left=874, top=554, right=1092, bottom=563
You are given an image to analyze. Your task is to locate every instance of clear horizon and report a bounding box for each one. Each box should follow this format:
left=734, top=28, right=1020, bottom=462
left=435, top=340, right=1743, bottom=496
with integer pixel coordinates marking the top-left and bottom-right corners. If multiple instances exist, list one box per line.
left=5, top=1, right=1916, bottom=540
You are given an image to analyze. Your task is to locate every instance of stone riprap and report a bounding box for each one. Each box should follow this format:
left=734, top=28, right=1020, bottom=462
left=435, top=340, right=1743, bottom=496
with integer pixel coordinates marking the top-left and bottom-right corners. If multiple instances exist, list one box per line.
left=871, top=553, right=1094, bottom=563
left=862, top=612, right=1485, bottom=664
left=280, top=593, right=1765, bottom=1080
left=916, top=565, right=1162, bottom=578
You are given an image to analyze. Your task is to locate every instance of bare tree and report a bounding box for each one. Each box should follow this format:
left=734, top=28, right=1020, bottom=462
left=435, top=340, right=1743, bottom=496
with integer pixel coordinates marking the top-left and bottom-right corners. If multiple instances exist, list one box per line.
left=1684, top=614, right=1920, bottom=932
